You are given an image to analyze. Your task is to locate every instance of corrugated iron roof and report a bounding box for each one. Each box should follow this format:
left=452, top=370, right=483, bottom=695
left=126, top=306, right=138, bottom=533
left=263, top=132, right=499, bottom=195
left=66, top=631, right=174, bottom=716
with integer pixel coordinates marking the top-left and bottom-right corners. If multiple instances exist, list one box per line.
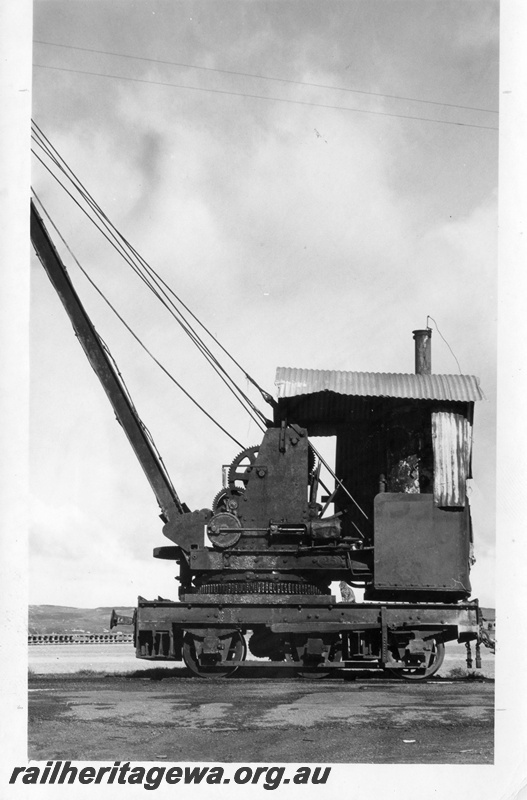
left=432, top=411, right=473, bottom=506
left=275, top=368, right=484, bottom=402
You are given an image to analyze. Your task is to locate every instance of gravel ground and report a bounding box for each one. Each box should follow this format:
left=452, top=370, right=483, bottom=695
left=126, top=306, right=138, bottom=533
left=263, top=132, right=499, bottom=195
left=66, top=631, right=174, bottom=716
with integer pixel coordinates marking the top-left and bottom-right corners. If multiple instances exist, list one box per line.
left=28, top=673, right=494, bottom=764
left=28, top=640, right=494, bottom=764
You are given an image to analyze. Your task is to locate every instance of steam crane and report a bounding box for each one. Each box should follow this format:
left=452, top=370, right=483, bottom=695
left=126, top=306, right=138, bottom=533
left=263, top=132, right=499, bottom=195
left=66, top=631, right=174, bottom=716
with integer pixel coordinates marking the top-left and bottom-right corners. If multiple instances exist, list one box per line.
left=31, top=198, right=487, bottom=679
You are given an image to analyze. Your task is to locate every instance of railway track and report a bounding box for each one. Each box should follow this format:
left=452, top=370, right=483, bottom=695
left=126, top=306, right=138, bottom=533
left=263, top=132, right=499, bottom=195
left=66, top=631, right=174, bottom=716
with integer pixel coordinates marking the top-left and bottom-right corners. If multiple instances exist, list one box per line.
left=28, top=633, right=134, bottom=645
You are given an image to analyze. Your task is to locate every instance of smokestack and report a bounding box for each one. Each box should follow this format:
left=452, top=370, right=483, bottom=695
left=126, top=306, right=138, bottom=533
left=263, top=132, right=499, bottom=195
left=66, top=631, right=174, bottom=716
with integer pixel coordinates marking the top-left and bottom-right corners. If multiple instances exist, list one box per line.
left=412, top=328, right=432, bottom=375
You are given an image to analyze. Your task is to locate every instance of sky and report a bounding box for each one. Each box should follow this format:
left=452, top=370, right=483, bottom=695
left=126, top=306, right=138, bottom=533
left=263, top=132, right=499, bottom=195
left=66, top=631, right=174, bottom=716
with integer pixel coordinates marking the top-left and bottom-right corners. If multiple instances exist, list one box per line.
left=29, top=0, right=499, bottom=608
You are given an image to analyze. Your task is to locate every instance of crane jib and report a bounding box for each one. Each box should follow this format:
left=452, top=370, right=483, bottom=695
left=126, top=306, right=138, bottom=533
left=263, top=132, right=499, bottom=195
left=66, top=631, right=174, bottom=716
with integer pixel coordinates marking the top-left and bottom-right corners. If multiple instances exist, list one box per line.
left=30, top=200, right=185, bottom=520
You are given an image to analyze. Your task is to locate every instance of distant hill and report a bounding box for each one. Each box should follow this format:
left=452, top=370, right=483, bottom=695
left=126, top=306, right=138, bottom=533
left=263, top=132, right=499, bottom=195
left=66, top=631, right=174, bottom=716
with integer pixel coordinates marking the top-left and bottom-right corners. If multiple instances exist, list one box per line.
left=28, top=605, right=134, bottom=634
left=30, top=604, right=495, bottom=637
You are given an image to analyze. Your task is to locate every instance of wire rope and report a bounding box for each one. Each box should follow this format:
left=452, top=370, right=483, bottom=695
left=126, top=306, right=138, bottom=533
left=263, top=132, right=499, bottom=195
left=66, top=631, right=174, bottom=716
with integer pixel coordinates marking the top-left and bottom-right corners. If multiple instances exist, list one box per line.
left=31, top=122, right=271, bottom=423
left=31, top=123, right=270, bottom=429
left=426, top=315, right=463, bottom=374
left=32, top=189, right=247, bottom=450
left=30, top=150, right=260, bottom=434
left=309, top=443, right=368, bottom=522
left=33, top=39, right=498, bottom=115
left=33, top=64, right=498, bottom=132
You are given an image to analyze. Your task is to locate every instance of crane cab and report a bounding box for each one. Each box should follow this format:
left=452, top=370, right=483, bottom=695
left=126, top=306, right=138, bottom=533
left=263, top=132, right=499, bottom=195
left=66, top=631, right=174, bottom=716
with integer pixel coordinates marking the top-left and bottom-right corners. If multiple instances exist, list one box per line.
left=274, top=329, right=484, bottom=602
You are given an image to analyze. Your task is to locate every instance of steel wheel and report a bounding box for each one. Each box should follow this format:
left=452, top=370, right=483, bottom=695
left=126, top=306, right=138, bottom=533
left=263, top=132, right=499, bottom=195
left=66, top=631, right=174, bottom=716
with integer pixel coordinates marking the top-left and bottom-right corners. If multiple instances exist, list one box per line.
left=389, top=640, right=445, bottom=681
left=182, top=631, right=246, bottom=678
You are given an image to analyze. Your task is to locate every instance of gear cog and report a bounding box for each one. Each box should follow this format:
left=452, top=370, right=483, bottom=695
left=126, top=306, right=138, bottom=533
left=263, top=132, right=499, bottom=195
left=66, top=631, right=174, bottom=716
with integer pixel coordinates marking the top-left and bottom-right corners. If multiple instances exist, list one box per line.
left=307, top=444, right=316, bottom=475
left=228, top=445, right=260, bottom=489
left=226, top=439, right=315, bottom=491
left=212, top=487, right=245, bottom=513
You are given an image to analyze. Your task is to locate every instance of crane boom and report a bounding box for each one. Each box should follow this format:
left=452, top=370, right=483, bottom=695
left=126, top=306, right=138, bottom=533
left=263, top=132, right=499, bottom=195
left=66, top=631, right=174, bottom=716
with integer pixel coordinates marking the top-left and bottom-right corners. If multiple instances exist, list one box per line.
left=30, top=200, right=185, bottom=521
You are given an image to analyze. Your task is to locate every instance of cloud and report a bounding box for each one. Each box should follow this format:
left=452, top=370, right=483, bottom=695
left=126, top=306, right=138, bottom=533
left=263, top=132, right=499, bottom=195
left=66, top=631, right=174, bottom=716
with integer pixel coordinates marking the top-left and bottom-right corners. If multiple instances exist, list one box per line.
left=30, top=1, right=498, bottom=607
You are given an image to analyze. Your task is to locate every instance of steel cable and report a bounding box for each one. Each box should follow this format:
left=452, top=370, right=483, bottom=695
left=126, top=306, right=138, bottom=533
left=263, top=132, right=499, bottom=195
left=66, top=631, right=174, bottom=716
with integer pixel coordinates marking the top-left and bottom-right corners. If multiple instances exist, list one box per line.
left=31, top=122, right=270, bottom=429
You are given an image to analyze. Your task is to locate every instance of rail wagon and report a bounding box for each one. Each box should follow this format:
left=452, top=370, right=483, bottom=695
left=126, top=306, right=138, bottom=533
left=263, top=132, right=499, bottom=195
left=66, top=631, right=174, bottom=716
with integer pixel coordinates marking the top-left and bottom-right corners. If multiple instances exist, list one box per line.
left=31, top=201, right=489, bottom=679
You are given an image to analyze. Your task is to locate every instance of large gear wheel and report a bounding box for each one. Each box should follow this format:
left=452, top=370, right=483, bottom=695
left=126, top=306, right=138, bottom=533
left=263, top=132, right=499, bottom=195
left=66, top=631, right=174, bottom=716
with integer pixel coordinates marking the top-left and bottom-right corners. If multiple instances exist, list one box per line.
left=227, top=441, right=315, bottom=491
left=307, top=444, right=316, bottom=476
left=228, top=445, right=260, bottom=489
left=212, top=487, right=245, bottom=513
left=197, top=580, right=324, bottom=595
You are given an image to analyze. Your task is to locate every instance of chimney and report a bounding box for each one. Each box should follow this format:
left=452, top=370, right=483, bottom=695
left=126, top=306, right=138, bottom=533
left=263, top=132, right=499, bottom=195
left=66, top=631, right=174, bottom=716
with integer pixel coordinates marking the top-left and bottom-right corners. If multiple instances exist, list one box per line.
left=412, top=328, right=432, bottom=375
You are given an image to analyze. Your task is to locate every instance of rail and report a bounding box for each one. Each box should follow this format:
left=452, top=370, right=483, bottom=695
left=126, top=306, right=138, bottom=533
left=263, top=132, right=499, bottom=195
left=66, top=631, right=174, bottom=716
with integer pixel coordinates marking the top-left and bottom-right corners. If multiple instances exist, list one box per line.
left=28, top=633, right=134, bottom=645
